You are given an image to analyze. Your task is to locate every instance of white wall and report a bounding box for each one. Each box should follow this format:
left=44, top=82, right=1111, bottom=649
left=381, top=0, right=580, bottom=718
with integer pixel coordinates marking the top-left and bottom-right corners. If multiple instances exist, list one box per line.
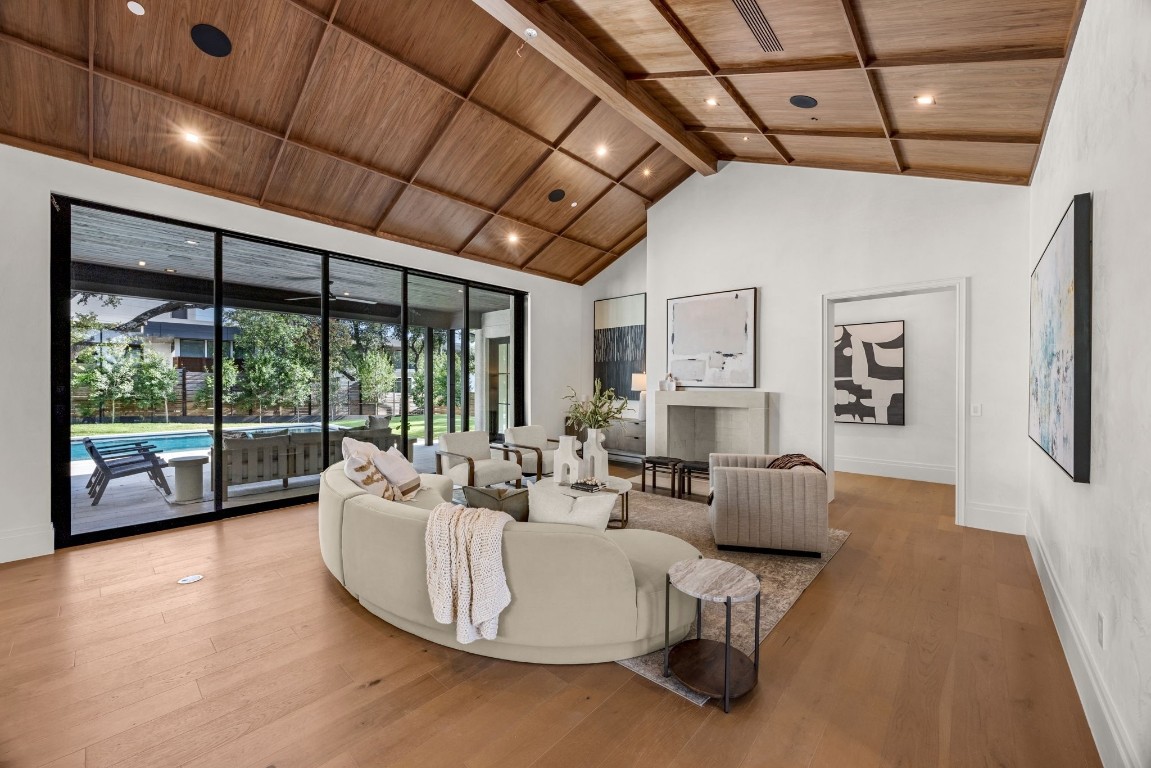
left=834, top=291, right=957, bottom=484
left=1026, top=0, right=1151, bottom=764
left=0, top=144, right=584, bottom=563
left=580, top=241, right=648, bottom=412
left=646, top=163, right=1030, bottom=532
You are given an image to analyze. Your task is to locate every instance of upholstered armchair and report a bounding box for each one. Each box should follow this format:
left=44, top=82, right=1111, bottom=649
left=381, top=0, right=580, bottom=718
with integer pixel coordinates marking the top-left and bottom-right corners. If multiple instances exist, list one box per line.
left=501, top=425, right=561, bottom=481
left=708, top=453, right=829, bottom=556
left=436, top=430, right=524, bottom=488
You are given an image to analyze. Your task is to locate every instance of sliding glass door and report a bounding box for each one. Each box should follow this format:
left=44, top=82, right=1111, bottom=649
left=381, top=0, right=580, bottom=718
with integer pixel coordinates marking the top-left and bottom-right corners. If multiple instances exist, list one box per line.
left=52, top=198, right=525, bottom=547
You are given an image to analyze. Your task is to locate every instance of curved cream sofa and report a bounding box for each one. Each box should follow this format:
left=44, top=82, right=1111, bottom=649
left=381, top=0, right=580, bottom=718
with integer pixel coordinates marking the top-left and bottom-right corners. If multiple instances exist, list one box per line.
left=319, top=462, right=701, bottom=664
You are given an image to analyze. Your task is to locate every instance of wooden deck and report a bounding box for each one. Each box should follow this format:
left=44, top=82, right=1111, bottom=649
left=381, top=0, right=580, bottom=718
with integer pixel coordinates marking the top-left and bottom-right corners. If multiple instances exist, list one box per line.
left=4, top=471, right=1101, bottom=767
left=67, top=444, right=442, bottom=535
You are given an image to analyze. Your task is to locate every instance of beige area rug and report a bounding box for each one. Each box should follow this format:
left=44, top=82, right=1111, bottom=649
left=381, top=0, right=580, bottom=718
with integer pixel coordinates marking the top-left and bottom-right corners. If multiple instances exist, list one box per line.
left=616, top=489, right=849, bottom=705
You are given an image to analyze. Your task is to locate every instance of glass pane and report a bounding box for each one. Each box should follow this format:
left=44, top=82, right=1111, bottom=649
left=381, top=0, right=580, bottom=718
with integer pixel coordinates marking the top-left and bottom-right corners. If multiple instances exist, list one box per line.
left=469, top=288, right=516, bottom=437
left=327, top=257, right=406, bottom=458
left=68, top=206, right=214, bottom=534
left=220, top=236, right=323, bottom=509
left=406, top=274, right=464, bottom=468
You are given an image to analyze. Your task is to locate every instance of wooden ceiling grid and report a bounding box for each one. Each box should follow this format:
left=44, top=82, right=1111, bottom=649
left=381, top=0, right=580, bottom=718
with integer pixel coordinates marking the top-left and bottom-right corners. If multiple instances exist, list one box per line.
left=0, top=0, right=699, bottom=285
left=1, top=0, right=1086, bottom=283
left=506, top=0, right=1084, bottom=184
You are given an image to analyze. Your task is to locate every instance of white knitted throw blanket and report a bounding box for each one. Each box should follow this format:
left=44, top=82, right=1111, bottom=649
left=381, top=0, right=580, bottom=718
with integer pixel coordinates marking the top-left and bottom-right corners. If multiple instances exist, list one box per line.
left=425, top=502, right=513, bottom=644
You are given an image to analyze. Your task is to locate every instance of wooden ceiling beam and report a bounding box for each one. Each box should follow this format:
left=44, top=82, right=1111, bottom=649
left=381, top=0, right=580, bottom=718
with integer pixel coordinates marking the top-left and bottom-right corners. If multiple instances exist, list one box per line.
left=86, top=0, right=94, bottom=162
left=626, top=70, right=712, bottom=81
left=835, top=0, right=905, bottom=174
left=1027, top=0, right=1088, bottom=184
left=470, top=0, right=719, bottom=175
left=689, top=125, right=1041, bottom=146
left=867, top=46, right=1066, bottom=70
left=258, top=0, right=343, bottom=206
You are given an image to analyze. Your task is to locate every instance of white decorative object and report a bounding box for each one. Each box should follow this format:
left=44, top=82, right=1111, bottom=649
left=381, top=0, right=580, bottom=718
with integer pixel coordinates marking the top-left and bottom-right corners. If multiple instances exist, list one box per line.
left=554, top=435, right=582, bottom=485
left=583, top=428, right=610, bottom=481
left=667, top=287, right=757, bottom=388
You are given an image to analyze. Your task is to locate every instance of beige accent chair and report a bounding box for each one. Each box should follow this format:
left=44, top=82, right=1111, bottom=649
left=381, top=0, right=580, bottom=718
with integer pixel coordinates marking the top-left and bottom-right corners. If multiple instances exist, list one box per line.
left=502, top=425, right=561, bottom=481
left=319, top=462, right=701, bottom=663
left=436, top=430, right=524, bottom=488
left=708, top=453, right=829, bottom=556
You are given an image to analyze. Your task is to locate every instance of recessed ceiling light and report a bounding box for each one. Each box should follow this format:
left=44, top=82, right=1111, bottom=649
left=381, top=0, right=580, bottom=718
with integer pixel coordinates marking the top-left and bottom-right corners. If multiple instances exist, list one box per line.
left=789, top=95, right=818, bottom=109
left=185, top=239, right=198, bottom=245
left=343, top=291, right=350, bottom=296
left=742, top=136, right=749, bottom=141
left=642, top=168, right=652, bottom=177
left=570, top=202, right=578, bottom=208
left=914, top=95, right=936, bottom=105
left=183, top=131, right=201, bottom=144
left=457, top=288, right=464, bottom=293
left=524, top=28, right=538, bottom=39
left=595, top=145, right=608, bottom=157
left=127, top=1, right=145, bottom=15
left=164, top=268, right=177, bottom=273
left=191, top=23, right=232, bottom=58
left=704, top=98, right=718, bottom=107
left=507, top=234, right=520, bottom=243
left=138, top=260, right=147, bottom=266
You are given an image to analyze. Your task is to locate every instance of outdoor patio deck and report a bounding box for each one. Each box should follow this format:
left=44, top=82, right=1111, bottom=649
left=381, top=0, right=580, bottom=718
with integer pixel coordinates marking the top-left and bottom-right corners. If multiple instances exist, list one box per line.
left=67, top=443, right=440, bottom=535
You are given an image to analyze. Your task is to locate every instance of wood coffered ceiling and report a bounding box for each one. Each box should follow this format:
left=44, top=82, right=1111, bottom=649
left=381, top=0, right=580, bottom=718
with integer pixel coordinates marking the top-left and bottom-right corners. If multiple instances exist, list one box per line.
left=0, top=0, right=1085, bottom=284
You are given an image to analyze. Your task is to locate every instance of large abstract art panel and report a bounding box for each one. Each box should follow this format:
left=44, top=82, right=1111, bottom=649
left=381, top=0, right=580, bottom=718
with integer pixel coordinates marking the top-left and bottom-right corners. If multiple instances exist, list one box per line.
left=593, top=293, right=645, bottom=399
left=834, top=320, right=905, bottom=425
left=667, top=288, right=757, bottom=388
left=1029, top=193, right=1092, bottom=483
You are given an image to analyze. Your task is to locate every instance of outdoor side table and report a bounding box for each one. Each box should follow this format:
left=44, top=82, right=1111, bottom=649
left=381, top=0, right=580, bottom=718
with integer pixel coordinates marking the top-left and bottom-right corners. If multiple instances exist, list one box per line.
left=663, top=558, right=761, bottom=713
left=169, top=455, right=209, bottom=503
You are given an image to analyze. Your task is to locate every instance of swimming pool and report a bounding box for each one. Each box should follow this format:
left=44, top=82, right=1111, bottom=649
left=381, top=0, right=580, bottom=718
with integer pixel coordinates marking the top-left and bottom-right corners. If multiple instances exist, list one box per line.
left=70, top=427, right=329, bottom=461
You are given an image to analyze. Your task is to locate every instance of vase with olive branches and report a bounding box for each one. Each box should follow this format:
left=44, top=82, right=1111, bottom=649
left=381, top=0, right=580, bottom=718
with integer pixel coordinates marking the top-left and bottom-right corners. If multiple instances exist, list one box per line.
left=563, top=379, right=629, bottom=480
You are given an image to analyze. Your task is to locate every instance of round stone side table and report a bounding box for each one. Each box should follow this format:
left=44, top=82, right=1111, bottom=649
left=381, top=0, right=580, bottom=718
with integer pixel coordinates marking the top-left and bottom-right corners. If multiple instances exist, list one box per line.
left=169, top=455, right=209, bottom=503
left=663, top=558, right=761, bottom=713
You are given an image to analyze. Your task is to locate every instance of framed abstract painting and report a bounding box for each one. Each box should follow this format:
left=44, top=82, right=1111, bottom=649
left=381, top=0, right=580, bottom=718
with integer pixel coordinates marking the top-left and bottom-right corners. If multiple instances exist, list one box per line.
left=667, top=288, right=757, bottom=388
left=1029, top=193, right=1092, bottom=483
left=833, top=320, right=905, bottom=425
left=593, top=293, right=646, bottom=399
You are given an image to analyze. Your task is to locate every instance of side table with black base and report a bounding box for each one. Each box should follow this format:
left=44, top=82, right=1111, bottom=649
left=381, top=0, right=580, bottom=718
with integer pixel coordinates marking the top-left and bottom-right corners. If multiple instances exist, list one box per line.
left=663, top=558, right=761, bottom=713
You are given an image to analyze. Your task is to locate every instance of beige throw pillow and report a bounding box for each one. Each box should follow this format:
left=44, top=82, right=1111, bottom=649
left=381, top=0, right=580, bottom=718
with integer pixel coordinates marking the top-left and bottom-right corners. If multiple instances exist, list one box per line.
left=527, top=485, right=614, bottom=531
left=374, top=446, right=421, bottom=500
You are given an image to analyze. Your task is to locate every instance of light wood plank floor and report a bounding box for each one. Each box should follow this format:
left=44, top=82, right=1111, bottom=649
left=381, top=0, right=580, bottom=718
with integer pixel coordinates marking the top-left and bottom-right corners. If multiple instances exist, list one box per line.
left=0, top=472, right=1101, bottom=767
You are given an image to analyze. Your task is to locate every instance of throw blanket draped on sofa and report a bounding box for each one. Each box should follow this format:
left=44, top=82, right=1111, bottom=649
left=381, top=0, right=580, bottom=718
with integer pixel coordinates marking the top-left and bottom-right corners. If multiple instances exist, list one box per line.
left=425, top=502, right=513, bottom=644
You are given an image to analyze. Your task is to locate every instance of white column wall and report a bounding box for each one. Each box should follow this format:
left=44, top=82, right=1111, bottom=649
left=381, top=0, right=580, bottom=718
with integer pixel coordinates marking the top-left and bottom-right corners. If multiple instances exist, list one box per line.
left=1026, top=0, right=1151, bottom=763
left=0, top=144, right=584, bottom=562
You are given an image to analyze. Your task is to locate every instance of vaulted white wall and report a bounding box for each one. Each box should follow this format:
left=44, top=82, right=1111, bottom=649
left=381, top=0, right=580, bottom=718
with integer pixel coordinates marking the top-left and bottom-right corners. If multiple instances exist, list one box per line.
left=0, top=144, right=584, bottom=563
left=642, top=163, right=1029, bottom=530
left=1026, top=0, right=1151, bottom=763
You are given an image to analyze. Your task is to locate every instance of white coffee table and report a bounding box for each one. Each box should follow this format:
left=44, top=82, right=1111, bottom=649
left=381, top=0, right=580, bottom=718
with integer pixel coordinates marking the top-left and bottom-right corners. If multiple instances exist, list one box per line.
left=534, top=476, right=633, bottom=528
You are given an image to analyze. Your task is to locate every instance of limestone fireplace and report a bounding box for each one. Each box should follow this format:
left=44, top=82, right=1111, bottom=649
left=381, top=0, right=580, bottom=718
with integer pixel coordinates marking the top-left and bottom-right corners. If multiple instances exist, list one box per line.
left=652, top=390, right=771, bottom=461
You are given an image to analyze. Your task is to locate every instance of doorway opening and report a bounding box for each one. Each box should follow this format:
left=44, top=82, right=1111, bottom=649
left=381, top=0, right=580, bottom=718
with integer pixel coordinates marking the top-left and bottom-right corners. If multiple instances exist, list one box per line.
left=820, top=278, right=968, bottom=524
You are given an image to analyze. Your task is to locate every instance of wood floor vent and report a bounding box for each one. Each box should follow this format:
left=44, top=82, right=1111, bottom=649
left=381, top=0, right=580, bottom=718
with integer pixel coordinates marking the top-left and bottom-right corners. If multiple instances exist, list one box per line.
left=730, top=0, right=784, bottom=52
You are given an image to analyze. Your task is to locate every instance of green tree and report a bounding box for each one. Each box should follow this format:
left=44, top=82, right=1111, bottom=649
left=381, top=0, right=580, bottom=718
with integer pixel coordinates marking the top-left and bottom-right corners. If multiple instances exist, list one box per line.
left=195, top=358, right=239, bottom=413
left=355, top=347, right=394, bottom=413
left=74, top=340, right=135, bottom=422
left=228, top=310, right=319, bottom=420
left=132, top=347, right=180, bottom=422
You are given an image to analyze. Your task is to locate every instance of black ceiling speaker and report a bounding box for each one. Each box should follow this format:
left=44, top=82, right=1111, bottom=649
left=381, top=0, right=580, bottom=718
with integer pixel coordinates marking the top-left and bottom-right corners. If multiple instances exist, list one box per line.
left=789, top=95, right=818, bottom=109
left=191, top=24, right=232, bottom=57
left=547, top=188, right=566, bottom=203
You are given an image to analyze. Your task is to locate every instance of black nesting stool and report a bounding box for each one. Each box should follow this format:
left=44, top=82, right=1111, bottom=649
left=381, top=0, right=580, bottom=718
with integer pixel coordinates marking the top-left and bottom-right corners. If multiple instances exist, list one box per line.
left=676, top=460, right=709, bottom=499
left=641, top=456, right=681, bottom=495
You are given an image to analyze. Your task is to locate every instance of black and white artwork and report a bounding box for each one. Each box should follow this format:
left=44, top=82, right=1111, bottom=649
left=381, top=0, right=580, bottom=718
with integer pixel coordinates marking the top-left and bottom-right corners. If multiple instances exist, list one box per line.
left=834, top=320, right=905, bottom=425
left=593, top=293, right=646, bottom=399
left=667, top=288, right=757, bottom=388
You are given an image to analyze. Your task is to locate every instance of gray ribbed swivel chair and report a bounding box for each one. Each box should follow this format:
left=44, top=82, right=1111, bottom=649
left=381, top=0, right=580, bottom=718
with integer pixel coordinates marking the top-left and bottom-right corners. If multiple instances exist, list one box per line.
left=708, top=453, right=829, bottom=556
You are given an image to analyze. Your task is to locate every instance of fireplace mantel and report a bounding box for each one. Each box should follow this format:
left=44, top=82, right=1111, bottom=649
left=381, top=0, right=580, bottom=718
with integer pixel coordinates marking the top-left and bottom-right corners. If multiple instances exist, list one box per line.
left=653, top=390, right=771, bottom=461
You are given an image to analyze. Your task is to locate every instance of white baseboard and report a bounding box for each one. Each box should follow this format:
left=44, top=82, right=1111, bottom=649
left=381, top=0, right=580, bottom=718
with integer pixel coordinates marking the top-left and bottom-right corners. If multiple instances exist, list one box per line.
left=963, top=501, right=1028, bottom=534
left=834, top=455, right=955, bottom=485
left=0, top=523, right=54, bottom=564
left=1027, top=516, right=1138, bottom=768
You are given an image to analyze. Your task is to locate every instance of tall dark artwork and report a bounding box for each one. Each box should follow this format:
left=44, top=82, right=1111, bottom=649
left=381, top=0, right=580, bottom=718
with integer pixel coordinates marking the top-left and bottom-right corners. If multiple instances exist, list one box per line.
left=1029, top=193, right=1092, bottom=483
left=593, top=293, right=646, bottom=398
left=834, top=320, right=905, bottom=425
